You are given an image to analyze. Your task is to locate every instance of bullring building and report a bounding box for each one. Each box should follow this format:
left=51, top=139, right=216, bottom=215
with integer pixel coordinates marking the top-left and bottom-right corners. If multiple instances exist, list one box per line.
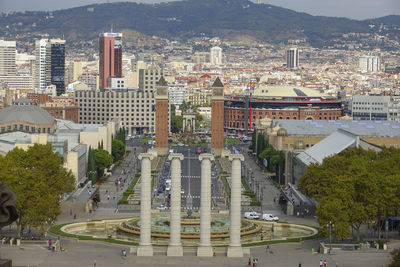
left=224, top=85, right=342, bottom=133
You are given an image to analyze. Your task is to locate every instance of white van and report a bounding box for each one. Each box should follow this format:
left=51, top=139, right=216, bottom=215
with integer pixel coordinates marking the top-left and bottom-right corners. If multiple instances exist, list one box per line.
left=262, top=213, right=279, bottom=221
left=244, top=211, right=259, bottom=220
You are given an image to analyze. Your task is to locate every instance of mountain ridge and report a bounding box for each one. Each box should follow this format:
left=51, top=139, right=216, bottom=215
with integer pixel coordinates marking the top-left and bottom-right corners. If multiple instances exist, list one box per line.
left=0, top=0, right=399, bottom=47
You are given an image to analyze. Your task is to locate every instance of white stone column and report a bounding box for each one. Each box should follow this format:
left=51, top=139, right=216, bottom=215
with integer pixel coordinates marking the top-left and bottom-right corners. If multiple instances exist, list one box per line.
left=227, top=154, right=244, bottom=257
left=167, top=153, right=184, bottom=257
left=197, top=153, right=214, bottom=257
left=137, top=152, right=156, bottom=256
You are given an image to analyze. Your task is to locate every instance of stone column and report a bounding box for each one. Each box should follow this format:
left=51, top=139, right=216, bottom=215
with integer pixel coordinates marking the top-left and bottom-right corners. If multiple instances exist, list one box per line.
left=227, top=154, right=244, bottom=257
left=167, top=153, right=184, bottom=257
left=197, top=153, right=214, bottom=257
left=137, top=153, right=155, bottom=256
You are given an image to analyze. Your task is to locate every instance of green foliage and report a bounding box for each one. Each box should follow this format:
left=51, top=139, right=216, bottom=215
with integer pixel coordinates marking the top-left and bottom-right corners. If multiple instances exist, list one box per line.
left=115, top=127, right=126, bottom=145
left=250, top=130, right=257, bottom=151
left=112, top=139, right=126, bottom=162
left=94, top=149, right=113, bottom=177
left=87, top=146, right=97, bottom=183
left=258, top=141, right=285, bottom=183
left=0, top=144, right=75, bottom=237
left=387, top=248, right=400, bottom=266
left=298, top=147, right=400, bottom=240
left=171, top=115, right=183, bottom=133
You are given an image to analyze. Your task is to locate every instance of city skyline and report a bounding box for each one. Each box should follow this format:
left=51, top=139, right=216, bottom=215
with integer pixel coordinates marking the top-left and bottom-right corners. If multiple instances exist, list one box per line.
left=0, top=0, right=398, bottom=20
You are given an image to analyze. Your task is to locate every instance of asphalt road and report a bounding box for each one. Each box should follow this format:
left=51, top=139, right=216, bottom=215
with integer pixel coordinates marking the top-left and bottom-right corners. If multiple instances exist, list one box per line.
left=172, top=145, right=224, bottom=211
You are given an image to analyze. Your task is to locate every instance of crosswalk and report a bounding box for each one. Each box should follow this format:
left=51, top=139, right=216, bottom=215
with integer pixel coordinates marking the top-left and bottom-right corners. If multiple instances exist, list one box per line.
left=182, top=195, right=225, bottom=199
left=181, top=175, right=219, bottom=179
left=183, top=206, right=200, bottom=210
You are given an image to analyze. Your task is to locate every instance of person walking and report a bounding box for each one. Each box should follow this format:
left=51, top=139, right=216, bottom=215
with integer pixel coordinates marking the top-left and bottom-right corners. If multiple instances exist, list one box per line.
left=73, top=213, right=77, bottom=219
left=298, top=262, right=302, bottom=267
left=252, top=258, right=255, bottom=267
left=323, top=260, right=327, bottom=267
left=93, top=259, right=96, bottom=267
left=320, top=260, right=323, bottom=267
left=248, top=258, right=251, bottom=266
left=213, top=248, right=216, bottom=256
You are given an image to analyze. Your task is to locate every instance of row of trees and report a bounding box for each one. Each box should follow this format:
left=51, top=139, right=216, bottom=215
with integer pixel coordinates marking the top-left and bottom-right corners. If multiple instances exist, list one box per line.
left=298, top=147, right=400, bottom=240
left=0, top=144, right=75, bottom=237
left=87, top=128, right=126, bottom=183
left=250, top=131, right=285, bottom=183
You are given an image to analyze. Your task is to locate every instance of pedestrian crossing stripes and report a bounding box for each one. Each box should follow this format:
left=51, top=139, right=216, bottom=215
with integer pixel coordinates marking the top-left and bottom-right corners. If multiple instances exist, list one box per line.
left=183, top=206, right=200, bottom=210
left=181, top=175, right=219, bottom=179
left=182, top=195, right=225, bottom=199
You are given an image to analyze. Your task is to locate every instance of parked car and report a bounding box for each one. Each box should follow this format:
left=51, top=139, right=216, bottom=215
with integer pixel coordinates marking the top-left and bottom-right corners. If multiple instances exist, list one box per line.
left=262, top=213, right=279, bottom=221
left=181, top=188, right=185, bottom=194
left=178, top=142, right=184, bottom=147
left=157, top=204, right=168, bottom=210
left=244, top=211, right=259, bottom=220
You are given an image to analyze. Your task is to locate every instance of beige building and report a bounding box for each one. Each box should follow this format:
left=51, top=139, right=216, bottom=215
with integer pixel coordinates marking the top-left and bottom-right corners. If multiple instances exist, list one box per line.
left=188, top=88, right=212, bottom=106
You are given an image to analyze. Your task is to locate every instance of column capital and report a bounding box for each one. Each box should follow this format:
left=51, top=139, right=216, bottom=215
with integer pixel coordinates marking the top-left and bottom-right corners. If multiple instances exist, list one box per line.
left=199, top=153, right=215, bottom=162
left=168, top=153, right=184, bottom=161
left=229, top=154, right=244, bottom=162
left=138, top=152, right=156, bottom=161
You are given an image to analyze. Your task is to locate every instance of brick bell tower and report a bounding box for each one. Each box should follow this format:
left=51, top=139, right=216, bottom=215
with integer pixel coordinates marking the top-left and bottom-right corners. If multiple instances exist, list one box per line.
left=155, top=76, right=169, bottom=156
left=211, top=77, right=224, bottom=156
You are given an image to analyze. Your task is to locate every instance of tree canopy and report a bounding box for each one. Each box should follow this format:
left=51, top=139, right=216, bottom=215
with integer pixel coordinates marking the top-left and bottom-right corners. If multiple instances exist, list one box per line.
left=0, top=144, right=75, bottom=236
left=298, top=147, right=400, bottom=240
left=112, top=139, right=126, bottom=162
left=94, top=149, right=113, bottom=177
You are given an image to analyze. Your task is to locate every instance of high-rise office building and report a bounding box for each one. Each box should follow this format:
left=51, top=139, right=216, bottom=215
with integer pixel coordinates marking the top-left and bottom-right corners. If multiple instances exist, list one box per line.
left=359, top=56, right=380, bottom=72
left=50, top=39, right=66, bottom=96
left=0, top=40, right=16, bottom=76
left=99, top=32, right=123, bottom=90
left=210, top=46, right=223, bottom=65
left=286, top=48, right=299, bottom=69
left=34, top=39, right=65, bottom=96
left=138, top=64, right=162, bottom=93
left=69, top=60, right=83, bottom=83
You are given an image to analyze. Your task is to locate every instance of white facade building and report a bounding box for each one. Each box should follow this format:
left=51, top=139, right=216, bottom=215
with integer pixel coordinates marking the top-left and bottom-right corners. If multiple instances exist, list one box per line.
left=210, top=46, right=223, bottom=65
left=107, top=77, right=125, bottom=89
left=0, top=40, right=16, bottom=76
left=34, top=39, right=50, bottom=92
left=359, top=56, right=380, bottom=72
left=351, top=95, right=389, bottom=120
left=169, top=84, right=188, bottom=105
left=286, top=48, right=299, bottom=69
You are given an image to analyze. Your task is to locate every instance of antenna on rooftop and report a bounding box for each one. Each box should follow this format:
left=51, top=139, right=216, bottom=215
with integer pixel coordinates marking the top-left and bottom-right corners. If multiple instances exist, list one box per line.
left=111, top=24, right=114, bottom=33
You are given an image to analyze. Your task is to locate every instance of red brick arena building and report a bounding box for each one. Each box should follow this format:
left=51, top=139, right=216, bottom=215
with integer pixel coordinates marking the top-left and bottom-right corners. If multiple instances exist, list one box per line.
left=224, top=85, right=342, bottom=133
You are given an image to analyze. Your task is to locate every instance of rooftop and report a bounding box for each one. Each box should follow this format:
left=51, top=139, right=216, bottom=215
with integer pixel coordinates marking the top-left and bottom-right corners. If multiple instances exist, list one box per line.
left=0, top=105, right=56, bottom=125
left=275, top=119, right=400, bottom=138
left=253, top=85, right=329, bottom=98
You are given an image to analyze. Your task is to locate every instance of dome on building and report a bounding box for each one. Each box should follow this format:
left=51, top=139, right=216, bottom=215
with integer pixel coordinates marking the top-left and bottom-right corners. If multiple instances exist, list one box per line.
left=294, top=140, right=305, bottom=150
left=0, top=105, right=56, bottom=125
left=277, top=127, right=288, bottom=136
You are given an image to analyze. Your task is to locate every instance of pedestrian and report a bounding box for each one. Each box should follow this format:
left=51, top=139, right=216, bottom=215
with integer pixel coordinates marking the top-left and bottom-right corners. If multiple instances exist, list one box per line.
left=266, top=243, right=270, bottom=253
left=248, top=258, right=251, bottom=266
left=70, top=208, right=72, bottom=216
left=297, top=211, right=300, bottom=217
left=323, top=260, right=327, bottom=267
left=107, top=195, right=110, bottom=200
left=93, top=259, right=96, bottom=267
left=46, top=239, right=49, bottom=249
left=73, top=213, right=76, bottom=219
left=49, top=239, right=52, bottom=250
left=320, top=260, right=323, bottom=267
left=252, top=258, right=255, bottom=267
left=298, top=262, right=302, bottom=267
left=213, top=248, right=216, bottom=256
left=255, top=258, right=258, bottom=267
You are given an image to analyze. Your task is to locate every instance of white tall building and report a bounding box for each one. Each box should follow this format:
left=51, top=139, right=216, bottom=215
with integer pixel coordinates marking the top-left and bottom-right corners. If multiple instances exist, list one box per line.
left=34, top=39, right=51, bottom=92
left=359, top=56, right=380, bottom=72
left=286, top=48, right=299, bottom=69
left=351, top=95, right=389, bottom=120
left=210, top=46, right=223, bottom=65
left=169, top=84, right=188, bottom=105
left=0, top=40, right=16, bottom=76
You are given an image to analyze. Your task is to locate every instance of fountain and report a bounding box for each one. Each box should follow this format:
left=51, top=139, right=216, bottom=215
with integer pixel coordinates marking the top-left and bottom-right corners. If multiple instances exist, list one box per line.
left=60, top=212, right=318, bottom=246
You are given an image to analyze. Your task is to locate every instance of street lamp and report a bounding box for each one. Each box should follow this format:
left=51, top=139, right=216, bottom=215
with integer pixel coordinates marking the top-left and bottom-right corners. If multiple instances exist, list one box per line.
left=327, top=221, right=334, bottom=254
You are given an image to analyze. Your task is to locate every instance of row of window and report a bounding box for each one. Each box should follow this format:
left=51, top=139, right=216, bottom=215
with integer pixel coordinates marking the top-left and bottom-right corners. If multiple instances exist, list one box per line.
left=353, top=102, right=385, bottom=105
left=76, top=99, right=154, bottom=103
left=1, top=125, right=51, bottom=134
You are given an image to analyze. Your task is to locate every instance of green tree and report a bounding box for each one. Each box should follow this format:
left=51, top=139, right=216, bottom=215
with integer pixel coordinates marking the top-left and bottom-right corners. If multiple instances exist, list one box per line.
left=250, top=130, right=257, bottom=151
left=87, top=147, right=97, bottom=183
left=387, top=248, right=400, bottom=267
left=171, top=115, right=183, bottom=133
left=0, top=144, right=75, bottom=237
left=112, top=139, right=126, bottom=162
left=94, top=149, right=113, bottom=177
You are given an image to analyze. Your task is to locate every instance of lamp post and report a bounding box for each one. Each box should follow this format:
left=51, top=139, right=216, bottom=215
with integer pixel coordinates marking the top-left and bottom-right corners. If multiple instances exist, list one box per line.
left=327, top=221, right=334, bottom=253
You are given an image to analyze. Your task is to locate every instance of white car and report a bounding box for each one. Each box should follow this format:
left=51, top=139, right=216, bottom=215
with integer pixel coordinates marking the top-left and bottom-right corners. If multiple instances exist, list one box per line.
left=262, top=213, right=279, bottom=221
left=178, top=142, right=184, bottom=147
left=157, top=204, right=168, bottom=210
left=244, top=212, right=259, bottom=220
left=181, top=188, right=185, bottom=194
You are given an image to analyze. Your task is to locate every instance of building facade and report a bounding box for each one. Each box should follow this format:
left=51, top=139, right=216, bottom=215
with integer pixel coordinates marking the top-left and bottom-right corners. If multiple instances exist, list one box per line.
left=351, top=95, right=389, bottom=120
left=359, top=55, right=380, bottom=72
left=99, top=33, right=123, bottom=90
left=169, top=84, right=188, bottom=105
left=49, top=39, right=66, bottom=96
left=74, top=89, right=156, bottom=134
left=286, top=48, right=299, bottom=69
left=0, top=40, right=16, bottom=76
left=210, top=46, right=222, bottom=65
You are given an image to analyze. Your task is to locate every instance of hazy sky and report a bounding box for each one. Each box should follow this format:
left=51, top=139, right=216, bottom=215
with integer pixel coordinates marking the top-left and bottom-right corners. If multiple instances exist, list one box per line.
left=0, top=0, right=399, bottom=20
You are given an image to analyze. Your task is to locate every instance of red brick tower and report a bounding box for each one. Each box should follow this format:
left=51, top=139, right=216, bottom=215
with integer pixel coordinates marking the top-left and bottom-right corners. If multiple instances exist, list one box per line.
left=211, top=77, right=224, bottom=156
left=155, top=76, right=169, bottom=155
